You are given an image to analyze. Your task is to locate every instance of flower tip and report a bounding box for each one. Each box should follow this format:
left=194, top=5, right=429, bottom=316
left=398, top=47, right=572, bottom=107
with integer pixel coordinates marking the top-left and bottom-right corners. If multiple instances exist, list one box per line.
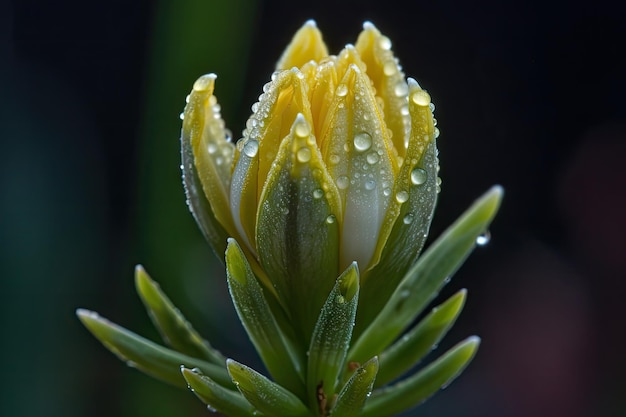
left=193, top=73, right=217, bottom=92
left=304, top=19, right=317, bottom=28
left=362, top=21, right=376, bottom=31
left=407, top=77, right=421, bottom=89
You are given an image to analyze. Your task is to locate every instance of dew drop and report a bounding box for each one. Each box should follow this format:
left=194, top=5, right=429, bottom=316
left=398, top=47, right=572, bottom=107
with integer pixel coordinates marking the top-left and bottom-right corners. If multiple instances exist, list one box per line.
left=295, top=121, right=310, bottom=138
left=410, top=168, right=427, bottom=185
left=395, top=190, right=409, bottom=203
left=336, top=175, right=349, bottom=189
left=434, top=127, right=440, bottom=138
left=179, top=112, right=185, bottom=120
left=329, top=154, right=341, bottom=165
left=336, top=84, right=348, bottom=97
left=243, top=140, right=259, bottom=157
left=326, top=214, right=336, bottom=224
left=207, top=143, right=217, bottom=154
left=394, top=82, right=409, bottom=97
left=364, top=179, right=376, bottom=191
left=378, top=36, right=392, bottom=50
left=296, top=147, right=311, bottom=163
left=403, top=213, right=414, bottom=224
left=313, top=189, right=324, bottom=199
left=336, top=295, right=346, bottom=304
left=476, top=231, right=491, bottom=246
left=354, top=132, right=372, bottom=152
left=367, top=152, right=379, bottom=164
left=383, top=60, right=396, bottom=76
left=411, top=90, right=431, bottom=106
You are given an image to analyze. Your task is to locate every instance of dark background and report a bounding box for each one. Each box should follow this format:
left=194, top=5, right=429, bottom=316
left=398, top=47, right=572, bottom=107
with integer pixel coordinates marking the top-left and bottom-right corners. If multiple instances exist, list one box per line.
left=2, top=0, right=625, bottom=416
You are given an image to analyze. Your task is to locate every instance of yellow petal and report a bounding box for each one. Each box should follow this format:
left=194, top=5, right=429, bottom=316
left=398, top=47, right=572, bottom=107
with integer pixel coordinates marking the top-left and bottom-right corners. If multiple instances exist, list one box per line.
left=356, top=22, right=410, bottom=158
left=276, top=20, right=329, bottom=71
left=183, top=74, right=237, bottom=238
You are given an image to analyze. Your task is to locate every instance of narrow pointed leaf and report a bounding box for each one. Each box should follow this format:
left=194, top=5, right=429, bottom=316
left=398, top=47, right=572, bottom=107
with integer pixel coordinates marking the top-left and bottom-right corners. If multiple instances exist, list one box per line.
left=135, top=265, right=226, bottom=365
left=226, top=239, right=306, bottom=399
left=307, top=263, right=359, bottom=415
left=361, top=337, right=480, bottom=417
left=76, top=309, right=232, bottom=389
left=375, top=289, right=467, bottom=387
left=182, top=367, right=257, bottom=417
left=350, top=185, right=502, bottom=363
left=227, top=359, right=311, bottom=417
left=330, top=357, right=379, bottom=417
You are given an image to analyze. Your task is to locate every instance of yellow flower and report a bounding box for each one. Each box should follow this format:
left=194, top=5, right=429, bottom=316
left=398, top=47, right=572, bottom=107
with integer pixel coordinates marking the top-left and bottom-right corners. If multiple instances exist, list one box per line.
left=181, top=21, right=438, bottom=338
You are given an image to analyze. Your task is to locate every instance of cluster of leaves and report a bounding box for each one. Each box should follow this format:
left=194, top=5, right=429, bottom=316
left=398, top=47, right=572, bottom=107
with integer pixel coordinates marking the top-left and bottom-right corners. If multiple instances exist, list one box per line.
left=78, top=186, right=501, bottom=416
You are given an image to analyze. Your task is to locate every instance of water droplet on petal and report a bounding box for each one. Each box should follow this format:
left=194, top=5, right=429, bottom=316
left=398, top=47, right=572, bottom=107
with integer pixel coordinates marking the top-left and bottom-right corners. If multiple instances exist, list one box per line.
left=410, top=168, right=427, bottom=185
left=354, top=132, right=372, bottom=152
left=411, top=90, right=431, bottom=106
left=336, top=295, right=345, bottom=304
left=336, top=84, right=348, bottom=97
left=395, top=190, right=409, bottom=203
left=403, top=213, right=414, bottom=224
left=295, top=121, right=310, bottom=138
left=394, top=82, right=409, bottom=97
left=329, top=154, right=341, bottom=165
left=383, top=60, right=396, bottom=76
left=313, top=189, right=324, bottom=199
left=378, top=36, right=392, bottom=50
left=326, top=214, right=336, bottom=224
left=476, top=231, right=491, bottom=246
left=243, top=140, right=259, bottom=157
left=207, top=143, right=217, bottom=154
left=367, top=152, right=379, bottom=164
left=179, top=112, right=185, bottom=120
left=296, top=147, right=311, bottom=163
left=364, top=179, right=376, bottom=191
left=337, top=175, right=349, bottom=189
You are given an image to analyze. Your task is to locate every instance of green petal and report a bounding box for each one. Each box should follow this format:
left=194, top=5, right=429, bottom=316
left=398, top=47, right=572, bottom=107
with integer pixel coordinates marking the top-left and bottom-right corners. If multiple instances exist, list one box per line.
left=307, top=263, right=359, bottom=416
left=359, top=80, right=439, bottom=331
left=226, top=239, right=306, bottom=399
left=256, top=114, right=341, bottom=341
left=375, top=289, right=467, bottom=387
left=134, top=265, right=226, bottom=365
left=182, top=367, right=257, bottom=417
left=361, top=337, right=480, bottom=417
left=330, top=357, right=379, bottom=417
left=349, top=185, right=502, bottom=363
left=227, top=359, right=312, bottom=417
left=181, top=74, right=235, bottom=257
left=76, top=309, right=232, bottom=389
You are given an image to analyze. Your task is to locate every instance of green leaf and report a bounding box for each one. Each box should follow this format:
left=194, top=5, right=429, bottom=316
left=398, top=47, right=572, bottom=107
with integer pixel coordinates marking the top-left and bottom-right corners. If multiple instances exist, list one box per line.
left=182, top=367, right=258, bottom=417
left=134, top=265, right=226, bottom=365
left=349, top=185, right=502, bottom=363
left=256, top=112, right=341, bottom=342
left=227, top=359, right=312, bottom=417
left=307, top=263, right=359, bottom=416
left=330, top=357, right=379, bottom=417
left=76, top=309, right=232, bottom=389
left=361, top=337, right=480, bottom=417
left=226, top=238, right=306, bottom=399
left=375, top=289, right=467, bottom=387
